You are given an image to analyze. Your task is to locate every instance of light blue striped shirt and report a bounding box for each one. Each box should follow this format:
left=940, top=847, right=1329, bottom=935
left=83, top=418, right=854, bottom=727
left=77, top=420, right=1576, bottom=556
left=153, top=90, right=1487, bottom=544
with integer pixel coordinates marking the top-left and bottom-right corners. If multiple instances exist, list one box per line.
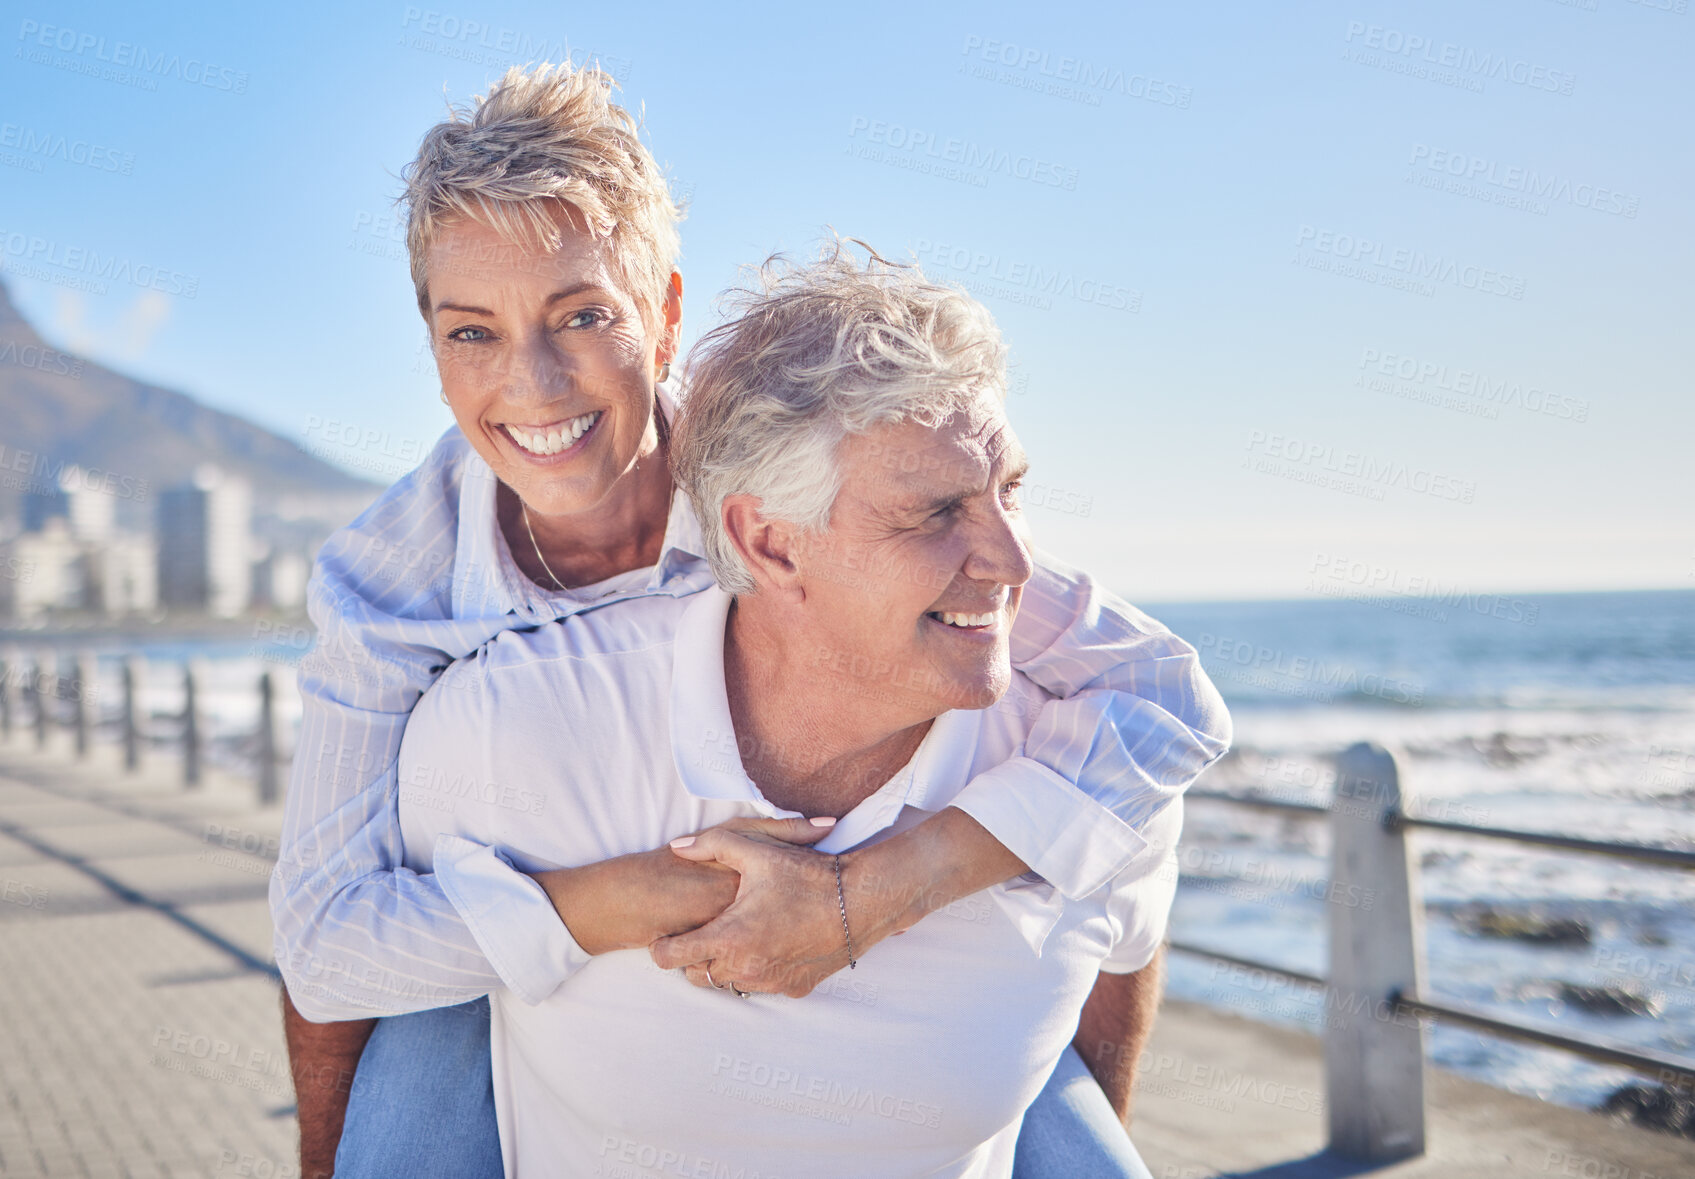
left=271, top=417, right=1231, bottom=1020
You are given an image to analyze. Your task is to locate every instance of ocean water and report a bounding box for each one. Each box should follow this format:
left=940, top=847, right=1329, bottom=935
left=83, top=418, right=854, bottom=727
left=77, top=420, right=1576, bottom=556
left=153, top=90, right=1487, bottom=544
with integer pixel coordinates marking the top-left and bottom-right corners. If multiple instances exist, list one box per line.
left=1146, top=588, right=1695, bottom=1112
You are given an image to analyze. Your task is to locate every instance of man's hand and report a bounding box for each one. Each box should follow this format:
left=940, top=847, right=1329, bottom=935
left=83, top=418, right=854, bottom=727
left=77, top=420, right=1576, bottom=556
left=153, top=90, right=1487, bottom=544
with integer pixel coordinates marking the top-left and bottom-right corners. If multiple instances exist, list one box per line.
left=650, top=807, right=1026, bottom=997
left=531, top=815, right=836, bottom=956
left=282, top=987, right=375, bottom=1179
left=650, top=825, right=850, bottom=997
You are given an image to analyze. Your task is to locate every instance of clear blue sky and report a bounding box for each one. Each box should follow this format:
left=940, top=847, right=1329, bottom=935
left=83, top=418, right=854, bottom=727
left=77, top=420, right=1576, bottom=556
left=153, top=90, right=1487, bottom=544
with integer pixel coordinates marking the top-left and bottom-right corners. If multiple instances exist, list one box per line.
left=3, top=0, right=1690, bottom=600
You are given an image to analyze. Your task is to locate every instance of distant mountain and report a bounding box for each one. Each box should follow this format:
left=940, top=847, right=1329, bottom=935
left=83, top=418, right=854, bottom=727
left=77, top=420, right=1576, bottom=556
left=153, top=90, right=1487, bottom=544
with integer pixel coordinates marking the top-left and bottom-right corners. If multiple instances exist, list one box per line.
left=0, top=278, right=383, bottom=535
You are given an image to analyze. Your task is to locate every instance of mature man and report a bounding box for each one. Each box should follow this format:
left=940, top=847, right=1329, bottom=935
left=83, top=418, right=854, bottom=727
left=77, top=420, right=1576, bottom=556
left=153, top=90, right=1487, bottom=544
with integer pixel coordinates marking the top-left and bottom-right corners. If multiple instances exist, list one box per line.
left=391, top=249, right=1188, bottom=1176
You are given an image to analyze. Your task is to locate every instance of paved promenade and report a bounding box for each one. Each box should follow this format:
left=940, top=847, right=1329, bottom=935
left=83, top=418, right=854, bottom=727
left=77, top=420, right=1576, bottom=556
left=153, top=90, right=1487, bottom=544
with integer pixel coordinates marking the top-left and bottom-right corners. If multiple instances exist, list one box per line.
left=0, top=736, right=293, bottom=1179
left=0, top=732, right=1690, bottom=1178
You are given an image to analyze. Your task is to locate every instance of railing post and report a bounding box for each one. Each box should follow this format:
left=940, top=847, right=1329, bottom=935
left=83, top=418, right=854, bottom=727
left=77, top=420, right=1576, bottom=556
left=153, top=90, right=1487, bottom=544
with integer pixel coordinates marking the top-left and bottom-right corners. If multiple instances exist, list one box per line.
left=122, top=657, right=142, bottom=772
left=257, top=671, right=279, bottom=807
left=71, top=652, right=94, bottom=759
left=183, top=661, right=201, bottom=788
left=1324, top=742, right=1427, bottom=1162
left=0, top=649, right=12, bottom=740
left=32, top=652, right=50, bottom=750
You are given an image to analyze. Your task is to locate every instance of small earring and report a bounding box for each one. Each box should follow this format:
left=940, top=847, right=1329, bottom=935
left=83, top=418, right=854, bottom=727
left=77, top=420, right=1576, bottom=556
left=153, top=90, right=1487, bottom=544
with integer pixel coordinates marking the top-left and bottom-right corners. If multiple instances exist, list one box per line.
left=658, top=362, right=671, bottom=383
left=439, top=388, right=449, bottom=406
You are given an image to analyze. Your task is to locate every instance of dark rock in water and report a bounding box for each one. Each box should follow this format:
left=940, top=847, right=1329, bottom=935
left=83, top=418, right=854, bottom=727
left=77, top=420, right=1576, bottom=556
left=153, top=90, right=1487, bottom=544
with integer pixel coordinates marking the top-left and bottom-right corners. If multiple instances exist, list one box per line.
left=1555, top=982, right=1660, bottom=1017
left=1601, top=1083, right=1695, bottom=1139
left=1475, top=731, right=1548, bottom=768
left=1458, top=905, right=1592, bottom=946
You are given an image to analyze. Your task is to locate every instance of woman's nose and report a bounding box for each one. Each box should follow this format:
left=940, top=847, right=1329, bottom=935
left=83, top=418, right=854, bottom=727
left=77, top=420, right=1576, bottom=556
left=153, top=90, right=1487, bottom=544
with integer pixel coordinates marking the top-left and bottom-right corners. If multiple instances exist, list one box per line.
left=503, top=333, right=572, bottom=401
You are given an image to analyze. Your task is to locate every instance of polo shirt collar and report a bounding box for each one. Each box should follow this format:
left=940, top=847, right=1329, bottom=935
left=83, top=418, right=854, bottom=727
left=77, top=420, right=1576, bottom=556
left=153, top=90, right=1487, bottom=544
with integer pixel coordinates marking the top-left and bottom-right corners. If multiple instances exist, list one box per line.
left=668, top=587, right=986, bottom=851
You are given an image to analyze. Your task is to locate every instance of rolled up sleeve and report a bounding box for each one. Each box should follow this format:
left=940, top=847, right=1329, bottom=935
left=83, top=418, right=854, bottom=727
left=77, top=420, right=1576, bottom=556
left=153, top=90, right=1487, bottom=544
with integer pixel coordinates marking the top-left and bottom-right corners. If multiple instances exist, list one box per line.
left=434, top=837, right=592, bottom=1005
left=961, top=550, right=1228, bottom=952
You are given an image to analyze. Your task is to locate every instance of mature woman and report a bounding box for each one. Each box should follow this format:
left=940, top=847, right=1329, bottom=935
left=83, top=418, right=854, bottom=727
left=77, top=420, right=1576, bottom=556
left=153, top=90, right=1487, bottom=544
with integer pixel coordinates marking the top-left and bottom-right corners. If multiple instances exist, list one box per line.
left=269, top=61, right=1229, bottom=1179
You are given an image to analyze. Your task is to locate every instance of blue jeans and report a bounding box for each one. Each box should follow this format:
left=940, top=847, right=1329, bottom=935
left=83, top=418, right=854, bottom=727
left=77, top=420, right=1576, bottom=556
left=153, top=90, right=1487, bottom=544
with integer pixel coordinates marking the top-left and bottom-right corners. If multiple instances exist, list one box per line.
left=337, top=1000, right=1152, bottom=1178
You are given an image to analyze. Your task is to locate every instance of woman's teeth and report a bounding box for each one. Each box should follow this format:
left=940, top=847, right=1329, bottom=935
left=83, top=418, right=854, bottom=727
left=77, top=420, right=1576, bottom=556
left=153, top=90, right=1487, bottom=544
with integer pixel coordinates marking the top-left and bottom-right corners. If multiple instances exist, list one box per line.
left=933, top=611, right=997, bottom=628
left=505, top=411, right=600, bottom=456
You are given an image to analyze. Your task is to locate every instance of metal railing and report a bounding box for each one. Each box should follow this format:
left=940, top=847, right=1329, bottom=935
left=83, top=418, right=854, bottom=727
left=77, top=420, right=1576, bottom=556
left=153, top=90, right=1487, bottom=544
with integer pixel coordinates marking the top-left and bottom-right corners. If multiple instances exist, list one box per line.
left=1173, top=745, right=1695, bottom=1163
left=0, top=648, right=283, bottom=805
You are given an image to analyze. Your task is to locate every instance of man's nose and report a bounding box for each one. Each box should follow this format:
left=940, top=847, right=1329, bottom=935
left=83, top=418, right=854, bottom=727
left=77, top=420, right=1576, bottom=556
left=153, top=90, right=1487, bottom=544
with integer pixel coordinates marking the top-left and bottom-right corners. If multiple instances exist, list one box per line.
left=962, top=504, right=1034, bottom=590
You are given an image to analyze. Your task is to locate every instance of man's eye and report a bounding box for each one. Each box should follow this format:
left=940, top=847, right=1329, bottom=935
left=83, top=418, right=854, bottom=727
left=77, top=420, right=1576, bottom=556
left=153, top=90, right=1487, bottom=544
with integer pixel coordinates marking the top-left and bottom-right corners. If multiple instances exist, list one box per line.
left=1000, top=480, right=1024, bottom=508
left=446, top=326, right=489, bottom=343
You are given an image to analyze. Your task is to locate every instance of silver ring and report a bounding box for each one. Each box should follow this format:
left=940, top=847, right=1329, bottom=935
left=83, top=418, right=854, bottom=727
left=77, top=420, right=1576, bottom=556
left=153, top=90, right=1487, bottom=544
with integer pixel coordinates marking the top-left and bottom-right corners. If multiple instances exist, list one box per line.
left=705, top=966, right=726, bottom=990
left=731, top=983, right=750, bottom=998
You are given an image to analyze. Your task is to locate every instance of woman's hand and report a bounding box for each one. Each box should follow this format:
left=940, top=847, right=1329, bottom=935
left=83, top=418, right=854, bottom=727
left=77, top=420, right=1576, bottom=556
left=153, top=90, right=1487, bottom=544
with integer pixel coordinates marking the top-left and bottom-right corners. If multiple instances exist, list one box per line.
left=530, top=816, right=836, bottom=956
left=651, top=828, right=858, bottom=997
left=650, top=806, right=1027, bottom=997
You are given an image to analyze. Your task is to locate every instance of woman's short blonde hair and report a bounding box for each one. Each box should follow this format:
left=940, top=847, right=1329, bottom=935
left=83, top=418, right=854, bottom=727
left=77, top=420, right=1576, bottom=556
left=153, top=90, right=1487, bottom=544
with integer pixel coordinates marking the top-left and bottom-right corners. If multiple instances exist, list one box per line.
left=401, top=61, right=681, bottom=326
left=672, top=241, right=1008, bottom=594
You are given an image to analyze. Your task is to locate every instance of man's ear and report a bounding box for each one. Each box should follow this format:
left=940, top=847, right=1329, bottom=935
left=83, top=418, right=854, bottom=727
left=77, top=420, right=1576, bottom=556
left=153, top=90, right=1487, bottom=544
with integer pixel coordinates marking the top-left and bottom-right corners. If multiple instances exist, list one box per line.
left=722, top=494, right=804, bottom=601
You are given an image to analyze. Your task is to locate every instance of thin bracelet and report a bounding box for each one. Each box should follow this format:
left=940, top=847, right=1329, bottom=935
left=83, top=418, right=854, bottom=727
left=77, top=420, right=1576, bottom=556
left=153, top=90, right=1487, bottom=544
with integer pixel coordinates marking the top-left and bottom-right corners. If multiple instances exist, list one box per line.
left=832, top=854, right=858, bottom=969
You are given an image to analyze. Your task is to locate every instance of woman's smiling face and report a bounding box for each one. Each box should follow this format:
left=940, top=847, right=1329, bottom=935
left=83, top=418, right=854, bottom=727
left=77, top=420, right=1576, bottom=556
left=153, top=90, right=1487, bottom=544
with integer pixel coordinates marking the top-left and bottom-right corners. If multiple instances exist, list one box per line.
left=425, top=202, right=678, bottom=521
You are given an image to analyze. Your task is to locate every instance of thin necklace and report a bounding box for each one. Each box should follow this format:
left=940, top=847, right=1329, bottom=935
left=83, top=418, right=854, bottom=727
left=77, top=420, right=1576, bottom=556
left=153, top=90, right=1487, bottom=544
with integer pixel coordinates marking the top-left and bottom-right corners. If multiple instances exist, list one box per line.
left=522, top=503, right=569, bottom=592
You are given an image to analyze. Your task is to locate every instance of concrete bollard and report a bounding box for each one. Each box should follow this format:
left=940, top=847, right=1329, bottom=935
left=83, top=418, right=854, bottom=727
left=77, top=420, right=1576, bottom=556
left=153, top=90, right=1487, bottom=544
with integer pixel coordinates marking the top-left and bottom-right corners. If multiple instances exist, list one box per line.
left=122, top=657, right=143, bottom=772
left=1324, top=742, right=1428, bottom=1161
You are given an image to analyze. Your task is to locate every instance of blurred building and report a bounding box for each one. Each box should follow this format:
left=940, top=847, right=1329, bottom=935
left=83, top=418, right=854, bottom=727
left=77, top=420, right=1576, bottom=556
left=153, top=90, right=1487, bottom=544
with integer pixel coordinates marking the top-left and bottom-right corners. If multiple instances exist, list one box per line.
left=0, top=518, right=84, bottom=618
left=20, top=484, right=69, bottom=534
left=157, top=465, right=253, bottom=618
left=251, top=546, right=309, bottom=613
left=20, top=464, right=115, bottom=543
left=91, top=534, right=158, bottom=615
left=0, top=468, right=155, bottom=619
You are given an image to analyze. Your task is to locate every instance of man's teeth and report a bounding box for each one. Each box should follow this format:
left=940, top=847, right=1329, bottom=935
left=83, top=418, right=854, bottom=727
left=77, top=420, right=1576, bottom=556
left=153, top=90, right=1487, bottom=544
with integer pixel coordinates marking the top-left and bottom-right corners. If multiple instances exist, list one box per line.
left=506, top=412, right=600, bottom=456
left=934, top=611, right=998, bottom=628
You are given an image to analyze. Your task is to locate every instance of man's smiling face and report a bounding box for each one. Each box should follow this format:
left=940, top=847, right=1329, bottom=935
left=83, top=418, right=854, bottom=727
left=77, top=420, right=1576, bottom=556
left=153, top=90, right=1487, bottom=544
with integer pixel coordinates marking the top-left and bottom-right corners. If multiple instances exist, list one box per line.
left=795, top=395, right=1034, bottom=720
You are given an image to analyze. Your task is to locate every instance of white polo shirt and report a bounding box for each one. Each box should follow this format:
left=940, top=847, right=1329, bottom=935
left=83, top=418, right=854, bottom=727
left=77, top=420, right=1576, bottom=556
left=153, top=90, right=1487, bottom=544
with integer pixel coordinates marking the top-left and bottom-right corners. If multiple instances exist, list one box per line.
left=397, top=588, right=1181, bottom=1179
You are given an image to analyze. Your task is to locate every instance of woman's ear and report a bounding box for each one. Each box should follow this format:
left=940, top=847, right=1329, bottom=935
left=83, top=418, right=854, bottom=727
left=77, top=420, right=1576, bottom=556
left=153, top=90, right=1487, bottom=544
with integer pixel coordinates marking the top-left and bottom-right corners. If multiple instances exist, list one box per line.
left=658, top=271, right=684, bottom=365
left=721, top=494, right=804, bottom=601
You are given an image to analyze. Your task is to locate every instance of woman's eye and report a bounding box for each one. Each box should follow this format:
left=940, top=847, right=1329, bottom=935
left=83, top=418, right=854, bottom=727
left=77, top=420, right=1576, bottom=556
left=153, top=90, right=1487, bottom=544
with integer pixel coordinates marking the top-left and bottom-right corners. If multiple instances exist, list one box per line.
left=565, top=309, right=607, bottom=329
left=446, top=326, right=489, bottom=344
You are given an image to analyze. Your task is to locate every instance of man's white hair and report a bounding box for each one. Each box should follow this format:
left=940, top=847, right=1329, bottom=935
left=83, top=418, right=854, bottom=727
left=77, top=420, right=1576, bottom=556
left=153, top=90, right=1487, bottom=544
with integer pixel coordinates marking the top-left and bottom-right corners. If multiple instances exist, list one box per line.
left=401, top=61, right=682, bottom=326
left=672, top=241, right=1007, bottom=594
